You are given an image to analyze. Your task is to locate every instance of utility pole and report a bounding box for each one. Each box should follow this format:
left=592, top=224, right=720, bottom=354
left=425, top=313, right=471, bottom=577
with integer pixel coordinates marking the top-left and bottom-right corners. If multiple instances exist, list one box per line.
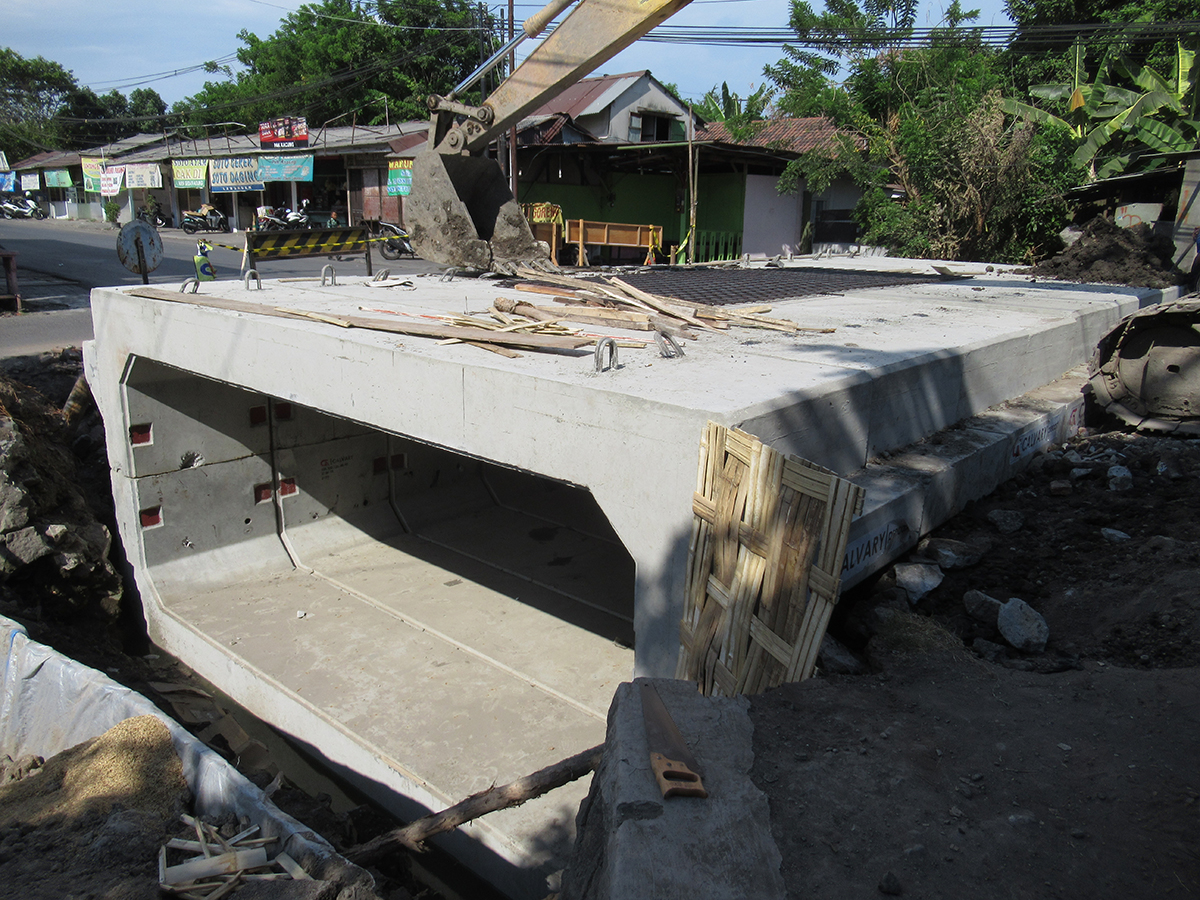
left=509, top=0, right=518, bottom=200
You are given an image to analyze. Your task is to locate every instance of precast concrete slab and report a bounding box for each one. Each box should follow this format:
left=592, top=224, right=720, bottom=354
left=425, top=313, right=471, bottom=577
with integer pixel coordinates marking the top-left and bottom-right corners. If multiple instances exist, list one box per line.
left=83, top=260, right=1182, bottom=898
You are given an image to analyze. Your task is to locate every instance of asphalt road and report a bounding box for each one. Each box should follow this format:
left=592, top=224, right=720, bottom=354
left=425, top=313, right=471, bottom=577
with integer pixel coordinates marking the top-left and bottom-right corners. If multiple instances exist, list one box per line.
left=0, top=217, right=441, bottom=360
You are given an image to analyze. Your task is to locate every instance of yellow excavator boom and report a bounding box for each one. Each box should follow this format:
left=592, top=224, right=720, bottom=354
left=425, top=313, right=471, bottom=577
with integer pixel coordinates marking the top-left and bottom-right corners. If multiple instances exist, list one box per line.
left=408, top=0, right=694, bottom=272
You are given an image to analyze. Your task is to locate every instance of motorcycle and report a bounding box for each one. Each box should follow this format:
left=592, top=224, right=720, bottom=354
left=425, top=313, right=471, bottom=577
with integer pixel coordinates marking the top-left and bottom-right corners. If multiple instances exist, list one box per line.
left=1, top=195, right=47, bottom=219
left=137, top=205, right=168, bottom=228
left=181, top=204, right=229, bottom=234
left=368, top=220, right=415, bottom=260
left=283, top=200, right=315, bottom=229
left=255, top=206, right=289, bottom=231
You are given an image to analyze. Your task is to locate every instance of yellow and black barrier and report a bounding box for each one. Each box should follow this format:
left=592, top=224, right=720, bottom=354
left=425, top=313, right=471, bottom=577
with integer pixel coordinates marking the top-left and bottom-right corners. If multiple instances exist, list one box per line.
left=244, top=227, right=373, bottom=275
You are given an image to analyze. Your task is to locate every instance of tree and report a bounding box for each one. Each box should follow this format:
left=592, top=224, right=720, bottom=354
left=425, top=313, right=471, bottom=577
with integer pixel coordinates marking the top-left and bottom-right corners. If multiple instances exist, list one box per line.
left=695, top=82, right=775, bottom=141
left=172, top=0, right=499, bottom=132
left=767, top=1, right=1080, bottom=262
left=0, top=48, right=77, bottom=159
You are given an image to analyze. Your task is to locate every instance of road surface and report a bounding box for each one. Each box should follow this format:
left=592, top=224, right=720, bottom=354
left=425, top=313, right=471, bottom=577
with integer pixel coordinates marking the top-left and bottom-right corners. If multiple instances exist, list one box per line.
left=0, top=217, right=439, bottom=359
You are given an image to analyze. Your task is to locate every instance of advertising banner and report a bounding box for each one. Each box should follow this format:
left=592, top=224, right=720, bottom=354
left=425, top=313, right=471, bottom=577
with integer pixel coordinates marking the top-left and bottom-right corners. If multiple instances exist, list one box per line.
left=81, top=158, right=104, bottom=193
left=0, top=152, right=7, bottom=171
left=0, top=173, right=14, bottom=192
left=125, top=164, right=163, bottom=189
left=210, top=157, right=264, bottom=193
left=45, top=169, right=73, bottom=188
left=172, top=159, right=208, bottom=190
left=386, top=158, right=413, bottom=196
left=258, top=116, right=309, bottom=150
left=258, top=155, right=314, bottom=182
left=20, top=173, right=39, bottom=192
left=100, top=166, right=125, bottom=197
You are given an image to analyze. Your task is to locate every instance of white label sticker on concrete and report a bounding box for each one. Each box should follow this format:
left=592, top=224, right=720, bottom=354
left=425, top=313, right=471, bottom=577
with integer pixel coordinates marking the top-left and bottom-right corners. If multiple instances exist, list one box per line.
left=842, top=520, right=911, bottom=581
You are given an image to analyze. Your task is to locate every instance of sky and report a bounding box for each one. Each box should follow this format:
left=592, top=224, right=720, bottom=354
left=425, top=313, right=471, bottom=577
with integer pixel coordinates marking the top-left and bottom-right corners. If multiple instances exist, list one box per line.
left=7, top=0, right=1015, bottom=116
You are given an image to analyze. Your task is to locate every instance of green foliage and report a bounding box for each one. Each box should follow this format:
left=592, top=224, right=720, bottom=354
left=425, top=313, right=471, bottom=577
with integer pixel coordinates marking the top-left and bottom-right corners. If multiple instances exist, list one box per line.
left=1005, top=39, right=1199, bottom=178
left=696, top=82, right=775, bottom=141
left=172, top=0, right=498, bottom=131
left=0, top=47, right=77, bottom=159
left=102, top=199, right=121, bottom=223
left=768, top=1, right=1079, bottom=262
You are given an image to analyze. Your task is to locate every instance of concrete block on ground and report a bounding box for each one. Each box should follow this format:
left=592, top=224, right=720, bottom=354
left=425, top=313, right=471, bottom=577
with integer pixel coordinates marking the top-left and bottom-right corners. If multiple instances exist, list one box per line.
left=560, top=678, right=784, bottom=900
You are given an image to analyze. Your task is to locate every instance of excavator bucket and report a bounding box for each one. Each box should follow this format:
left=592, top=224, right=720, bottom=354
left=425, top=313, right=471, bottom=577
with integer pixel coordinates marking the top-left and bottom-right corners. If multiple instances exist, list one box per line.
left=408, top=151, right=550, bottom=273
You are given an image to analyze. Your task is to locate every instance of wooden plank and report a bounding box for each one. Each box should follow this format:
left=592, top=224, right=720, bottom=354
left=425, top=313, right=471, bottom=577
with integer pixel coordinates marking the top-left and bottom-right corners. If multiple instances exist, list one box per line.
left=164, top=848, right=268, bottom=885
left=273, top=852, right=311, bottom=880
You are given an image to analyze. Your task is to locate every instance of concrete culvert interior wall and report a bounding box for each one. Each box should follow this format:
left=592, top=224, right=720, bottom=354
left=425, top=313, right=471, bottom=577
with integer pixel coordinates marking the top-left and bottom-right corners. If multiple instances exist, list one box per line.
left=122, top=356, right=636, bottom=646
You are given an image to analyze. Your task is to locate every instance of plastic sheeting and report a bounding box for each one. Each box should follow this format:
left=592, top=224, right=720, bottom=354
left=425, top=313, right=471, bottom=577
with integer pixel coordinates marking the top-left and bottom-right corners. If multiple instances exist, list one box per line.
left=0, top=613, right=344, bottom=874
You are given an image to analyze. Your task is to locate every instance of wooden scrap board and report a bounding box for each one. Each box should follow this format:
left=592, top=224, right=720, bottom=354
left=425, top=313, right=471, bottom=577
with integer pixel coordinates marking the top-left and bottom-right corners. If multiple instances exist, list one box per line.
left=677, top=422, right=864, bottom=696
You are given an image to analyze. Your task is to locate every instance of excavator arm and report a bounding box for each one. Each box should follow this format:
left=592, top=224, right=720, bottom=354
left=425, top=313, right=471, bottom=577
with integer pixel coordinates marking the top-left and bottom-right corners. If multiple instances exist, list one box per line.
left=407, top=0, right=694, bottom=272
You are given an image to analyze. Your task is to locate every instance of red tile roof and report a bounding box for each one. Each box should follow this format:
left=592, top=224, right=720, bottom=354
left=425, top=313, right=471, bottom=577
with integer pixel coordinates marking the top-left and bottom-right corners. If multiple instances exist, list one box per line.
left=528, top=71, right=647, bottom=119
left=698, top=117, right=848, bottom=153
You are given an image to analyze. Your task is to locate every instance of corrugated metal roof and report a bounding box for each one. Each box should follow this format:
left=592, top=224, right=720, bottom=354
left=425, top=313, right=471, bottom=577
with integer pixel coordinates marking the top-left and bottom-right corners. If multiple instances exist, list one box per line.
left=698, top=117, right=845, bottom=154
left=528, top=71, right=646, bottom=120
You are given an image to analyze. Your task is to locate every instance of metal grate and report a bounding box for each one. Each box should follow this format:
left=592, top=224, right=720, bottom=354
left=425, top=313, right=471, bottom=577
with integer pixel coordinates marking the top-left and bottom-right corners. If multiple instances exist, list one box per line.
left=583, top=266, right=942, bottom=307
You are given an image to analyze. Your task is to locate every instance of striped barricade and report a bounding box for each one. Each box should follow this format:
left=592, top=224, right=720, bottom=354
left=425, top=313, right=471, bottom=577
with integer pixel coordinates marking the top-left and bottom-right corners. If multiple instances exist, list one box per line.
left=244, top=227, right=373, bottom=275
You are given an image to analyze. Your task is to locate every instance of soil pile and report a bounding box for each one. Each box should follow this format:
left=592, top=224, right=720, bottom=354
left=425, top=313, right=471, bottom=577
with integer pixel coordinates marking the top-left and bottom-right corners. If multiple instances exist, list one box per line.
left=0, top=715, right=190, bottom=900
left=0, top=351, right=121, bottom=625
left=1026, top=217, right=1187, bottom=289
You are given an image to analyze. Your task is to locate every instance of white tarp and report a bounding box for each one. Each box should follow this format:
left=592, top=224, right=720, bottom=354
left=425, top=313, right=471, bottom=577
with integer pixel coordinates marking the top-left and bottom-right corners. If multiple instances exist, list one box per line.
left=0, top=614, right=347, bottom=874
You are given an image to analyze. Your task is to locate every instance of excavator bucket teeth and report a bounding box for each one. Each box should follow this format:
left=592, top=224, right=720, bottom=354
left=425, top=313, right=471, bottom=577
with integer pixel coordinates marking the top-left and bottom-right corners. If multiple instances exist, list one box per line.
left=408, top=151, right=550, bottom=272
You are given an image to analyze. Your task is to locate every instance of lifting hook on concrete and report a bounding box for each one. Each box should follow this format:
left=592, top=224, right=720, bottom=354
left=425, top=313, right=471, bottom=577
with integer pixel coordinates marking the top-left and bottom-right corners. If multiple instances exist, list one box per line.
left=373, top=269, right=391, bottom=281
left=179, top=278, right=200, bottom=294
left=654, top=332, right=685, bottom=359
left=243, top=270, right=262, bottom=290
left=594, top=337, right=618, bottom=373
left=321, top=265, right=337, bottom=287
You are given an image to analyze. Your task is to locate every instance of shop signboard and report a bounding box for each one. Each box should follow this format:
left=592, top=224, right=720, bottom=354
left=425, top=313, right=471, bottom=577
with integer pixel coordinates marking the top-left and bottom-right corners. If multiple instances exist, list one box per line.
left=387, top=158, right=413, bottom=196
left=0, top=173, right=14, bottom=192
left=172, top=159, right=209, bottom=189
left=45, top=169, right=73, bottom=188
left=125, top=164, right=163, bottom=189
left=258, top=155, right=314, bottom=182
left=100, top=166, right=125, bottom=197
left=210, top=158, right=264, bottom=193
left=81, top=158, right=104, bottom=193
left=0, top=152, right=7, bottom=171
left=259, top=116, right=309, bottom=150
left=20, top=173, right=39, bottom=192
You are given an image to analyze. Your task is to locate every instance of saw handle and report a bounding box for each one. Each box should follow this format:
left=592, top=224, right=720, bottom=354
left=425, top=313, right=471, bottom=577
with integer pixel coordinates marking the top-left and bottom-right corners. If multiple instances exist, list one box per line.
left=650, top=752, right=709, bottom=799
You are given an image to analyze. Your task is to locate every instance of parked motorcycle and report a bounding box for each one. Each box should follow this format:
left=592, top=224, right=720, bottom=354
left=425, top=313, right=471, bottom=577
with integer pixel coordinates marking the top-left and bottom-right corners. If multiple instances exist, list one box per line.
left=283, top=200, right=315, bottom=229
left=181, top=205, right=229, bottom=234
left=255, top=206, right=289, bottom=231
left=366, top=220, right=415, bottom=260
left=137, top=205, right=167, bottom=228
left=1, top=195, right=47, bottom=219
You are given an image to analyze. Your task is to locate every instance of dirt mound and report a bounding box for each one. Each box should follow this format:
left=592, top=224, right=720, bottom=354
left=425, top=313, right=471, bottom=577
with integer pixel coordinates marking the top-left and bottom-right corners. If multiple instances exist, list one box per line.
left=1026, top=217, right=1186, bottom=289
left=0, top=715, right=190, bottom=900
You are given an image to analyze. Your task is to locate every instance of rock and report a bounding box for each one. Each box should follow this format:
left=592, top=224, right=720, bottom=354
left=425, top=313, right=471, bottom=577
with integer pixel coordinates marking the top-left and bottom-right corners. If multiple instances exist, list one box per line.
left=3, top=526, right=52, bottom=566
left=997, top=598, right=1049, bottom=653
left=972, top=638, right=1007, bottom=662
left=0, top=477, right=30, bottom=531
left=1107, top=465, right=1133, bottom=491
left=1069, top=467, right=1095, bottom=481
left=1155, top=457, right=1184, bottom=479
left=1144, top=535, right=1181, bottom=553
left=1101, top=527, right=1132, bottom=543
left=963, top=590, right=1003, bottom=626
left=986, top=509, right=1024, bottom=534
left=1064, top=450, right=1084, bottom=464
left=1049, top=479, right=1072, bottom=496
left=894, top=563, right=944, bottom=604
left=917, top=538, right=983, bottom=569
left=878, top=871, right=903, bottom=895
left=817, top=633, right=867, bottom=675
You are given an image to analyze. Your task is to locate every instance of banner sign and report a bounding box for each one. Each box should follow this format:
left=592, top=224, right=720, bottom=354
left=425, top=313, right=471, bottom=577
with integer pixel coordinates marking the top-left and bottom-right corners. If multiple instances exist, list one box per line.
left=258, top=155, right=313, bottom=182
left=45, top=169, right=73, bottom=188
left=386, top=158, right=413, bottom=196
left=259, top=116, right=309, bottom=150
left=172, top=158, right=208, bottom=190
left=100, top=166, right=125, bottom=197
left=0, top=173, right=13, bottom=192
left=125, top=163, right=162, bottom=189
left=20, top=173, right=39, bottom=192
left=210, top=157, right=263, bottom=193
left=81, top=158, right=104, bottom=193
left=0, top=153, right=8, bottom=171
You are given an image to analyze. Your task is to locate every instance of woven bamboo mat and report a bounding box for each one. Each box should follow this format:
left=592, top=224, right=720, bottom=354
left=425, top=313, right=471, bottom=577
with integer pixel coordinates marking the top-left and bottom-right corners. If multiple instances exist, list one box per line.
left=677, top=422, right=865, bottom=697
